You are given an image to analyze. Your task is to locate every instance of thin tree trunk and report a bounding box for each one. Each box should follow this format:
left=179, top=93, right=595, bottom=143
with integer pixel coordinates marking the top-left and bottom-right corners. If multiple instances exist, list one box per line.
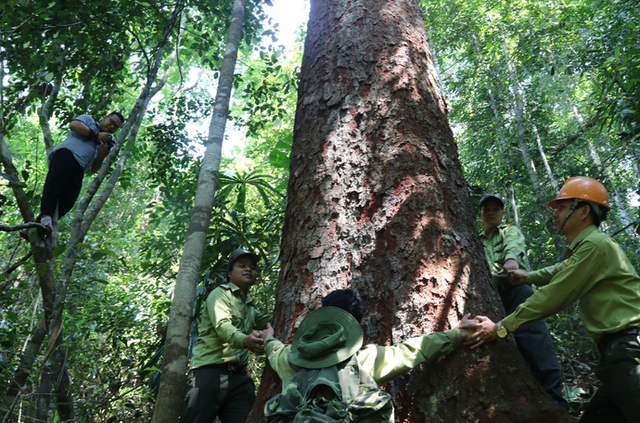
left=35, top=4, right=185, bottom=420
left=486, top=85, right=522, bottom=231
left=501, top=41, right=564, bottom=256
left=566, top=98, right=637, bottom=240
left=586, top=137, right=638, bottom=239
left=152, top=0, right=248, bottom=421
left=0, top=137, right=35, bottom=223
left=250, top=1, right=571, bottom=422
left=35, top=365, right=53, bottom=423
left=532, top=124, right=558, bottom=192
left=37, top=75, right=63, bottom=155
left=0, top=316, right=47, bottom=421
left=0, top=4, right=184, bottom=421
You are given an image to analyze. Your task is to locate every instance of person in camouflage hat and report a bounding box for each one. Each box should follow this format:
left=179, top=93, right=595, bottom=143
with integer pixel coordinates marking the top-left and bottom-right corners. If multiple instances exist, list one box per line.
left=260, top=289, right=475, bottom=422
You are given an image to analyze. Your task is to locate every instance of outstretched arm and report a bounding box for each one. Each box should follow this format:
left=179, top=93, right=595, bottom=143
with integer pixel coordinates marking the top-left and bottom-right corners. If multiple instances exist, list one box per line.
left=209, top=289, right=263, bottom=354
left=360, top=314, right=472, bottom=385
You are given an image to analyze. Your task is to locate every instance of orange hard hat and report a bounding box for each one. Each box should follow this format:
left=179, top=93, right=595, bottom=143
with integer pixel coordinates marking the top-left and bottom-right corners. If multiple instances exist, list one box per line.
left=548, top=176, right=610, bottom=210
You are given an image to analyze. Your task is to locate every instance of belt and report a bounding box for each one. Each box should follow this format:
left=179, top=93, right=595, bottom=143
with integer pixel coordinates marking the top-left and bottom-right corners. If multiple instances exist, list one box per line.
left=203, top=363, right=247, bottom=375
left=597, top=328, right=640, bottom=353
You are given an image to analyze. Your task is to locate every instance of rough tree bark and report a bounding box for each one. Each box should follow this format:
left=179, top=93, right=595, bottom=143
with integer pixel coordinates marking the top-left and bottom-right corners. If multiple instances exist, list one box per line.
left=250, top=1, right=571, bottom=422
left=151, top=0, right=248, bottom=421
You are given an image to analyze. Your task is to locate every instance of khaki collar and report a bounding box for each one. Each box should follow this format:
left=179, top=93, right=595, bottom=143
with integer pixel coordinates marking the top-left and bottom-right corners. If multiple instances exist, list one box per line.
left=222, top=282, right=253, bottom=303
left=480, top=223, right=506, bottom=239
left=569, top=225, right=597, bottom=251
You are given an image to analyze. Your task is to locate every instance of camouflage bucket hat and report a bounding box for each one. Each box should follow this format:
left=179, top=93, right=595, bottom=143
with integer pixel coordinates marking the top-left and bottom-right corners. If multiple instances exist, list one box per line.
left=288, top=306, right=363, bottom=369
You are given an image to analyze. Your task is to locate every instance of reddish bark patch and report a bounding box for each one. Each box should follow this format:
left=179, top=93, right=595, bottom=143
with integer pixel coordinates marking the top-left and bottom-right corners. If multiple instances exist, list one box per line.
left=358, top=192, right=382, bottom=224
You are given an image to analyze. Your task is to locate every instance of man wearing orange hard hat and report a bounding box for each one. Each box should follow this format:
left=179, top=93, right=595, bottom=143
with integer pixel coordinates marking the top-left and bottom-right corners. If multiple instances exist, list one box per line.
left=464, top=176, right=640, bottom=422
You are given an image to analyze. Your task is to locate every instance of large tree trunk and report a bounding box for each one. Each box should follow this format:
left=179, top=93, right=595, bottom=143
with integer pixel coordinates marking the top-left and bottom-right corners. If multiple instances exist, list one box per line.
left=151, top=0, right=247, bottom=421
left=250, top=1, right=571, bottom=422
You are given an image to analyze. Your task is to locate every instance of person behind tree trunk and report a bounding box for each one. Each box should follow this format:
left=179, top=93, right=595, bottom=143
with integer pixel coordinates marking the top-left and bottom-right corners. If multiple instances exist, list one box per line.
left=478, top=193, right=566, bottom=407
left=466, top=177, right=640, bottom=422
left=33, top=111, right=124, bottom=236
left=259, top=289, right=474, bottom=421
left=180, top=248, right=271, bottom=423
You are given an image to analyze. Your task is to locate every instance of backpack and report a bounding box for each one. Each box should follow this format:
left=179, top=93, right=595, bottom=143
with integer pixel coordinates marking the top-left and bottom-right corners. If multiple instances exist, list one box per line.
left=263, top=354, right=394, bottom=423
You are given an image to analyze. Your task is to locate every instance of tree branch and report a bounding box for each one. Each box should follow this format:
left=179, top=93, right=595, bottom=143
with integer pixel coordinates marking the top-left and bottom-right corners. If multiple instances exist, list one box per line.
left=37, top=74, right=63, bottom=155
left=1, top=136, right=36, bottom=223
left=549, top=117, right=598, bottom=156
left=0, top=222, right=47, bottom=232
left=3, top=251, right=33, bottom=274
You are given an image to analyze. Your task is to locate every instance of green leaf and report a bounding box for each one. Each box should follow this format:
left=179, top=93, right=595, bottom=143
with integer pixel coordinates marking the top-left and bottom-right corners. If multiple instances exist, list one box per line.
left=53, top=242, right=67, bottom=257
left=0, top=172, right=27, bottom=187
left=236, top=185, right=246, bottom=213
left=268, top=149, right=290, bottom=169
left=275, top=137, right=292, bottom=150
left=92, top=248, right=119, bottom=261
left=0, top=328, right=17, bottom=348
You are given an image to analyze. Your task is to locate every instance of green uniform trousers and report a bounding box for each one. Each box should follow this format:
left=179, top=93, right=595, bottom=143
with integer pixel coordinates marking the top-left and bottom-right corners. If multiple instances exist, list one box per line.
left=180, top=366, right=256, bottom=423
left=500, top=284, right=566, bottom=406
left=580, top=332, right=640, bottom=422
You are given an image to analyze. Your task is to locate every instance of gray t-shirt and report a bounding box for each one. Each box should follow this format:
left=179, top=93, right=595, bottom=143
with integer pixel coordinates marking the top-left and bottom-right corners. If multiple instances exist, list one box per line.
left=51, top=114, right=100, bottom=171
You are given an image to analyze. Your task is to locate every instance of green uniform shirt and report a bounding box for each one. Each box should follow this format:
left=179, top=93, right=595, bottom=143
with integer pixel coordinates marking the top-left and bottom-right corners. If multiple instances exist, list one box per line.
left=264, top=329, right=462, bottom=389
left=502, top=225, right=640, bottom=341
left=190, top=282, right=271, bottom=369
left=479, top=223, right=527, bottom=285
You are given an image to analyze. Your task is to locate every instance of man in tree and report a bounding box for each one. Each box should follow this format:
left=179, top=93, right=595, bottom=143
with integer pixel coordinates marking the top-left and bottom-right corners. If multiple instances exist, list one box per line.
left=180, top=248, right=271, bottom=423
left=478, top=193, right=566, bottom=407
left=259, top=289, right=474, bottom=421
left=467, top=177, right=640, bottom=422
left=27, top=111, right=124, bottom=237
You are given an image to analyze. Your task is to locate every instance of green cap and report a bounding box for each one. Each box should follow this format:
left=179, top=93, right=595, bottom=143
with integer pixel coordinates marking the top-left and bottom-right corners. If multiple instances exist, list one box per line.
left=480, top=193, right=505, bottom=208
left=227, top=248, right=259, bottom=273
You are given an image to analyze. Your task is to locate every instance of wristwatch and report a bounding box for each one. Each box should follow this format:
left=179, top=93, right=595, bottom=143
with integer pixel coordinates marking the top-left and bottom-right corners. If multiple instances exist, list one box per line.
left=496, top=321, right=508, bottom=339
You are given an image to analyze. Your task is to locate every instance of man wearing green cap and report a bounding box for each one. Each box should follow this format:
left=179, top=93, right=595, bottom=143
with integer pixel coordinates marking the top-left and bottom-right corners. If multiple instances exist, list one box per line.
left=260, top=289, right=474, bottom=421
left=478, top=193, right=565, bottom=406
left=180, top=248, right=271, bottom=423
left=467, top=177, right=640, bottom=422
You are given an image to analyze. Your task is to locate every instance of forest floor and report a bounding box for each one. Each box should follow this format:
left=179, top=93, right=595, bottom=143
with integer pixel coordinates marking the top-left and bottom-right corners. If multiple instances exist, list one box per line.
left=560, top=344, right=600, bottom=419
